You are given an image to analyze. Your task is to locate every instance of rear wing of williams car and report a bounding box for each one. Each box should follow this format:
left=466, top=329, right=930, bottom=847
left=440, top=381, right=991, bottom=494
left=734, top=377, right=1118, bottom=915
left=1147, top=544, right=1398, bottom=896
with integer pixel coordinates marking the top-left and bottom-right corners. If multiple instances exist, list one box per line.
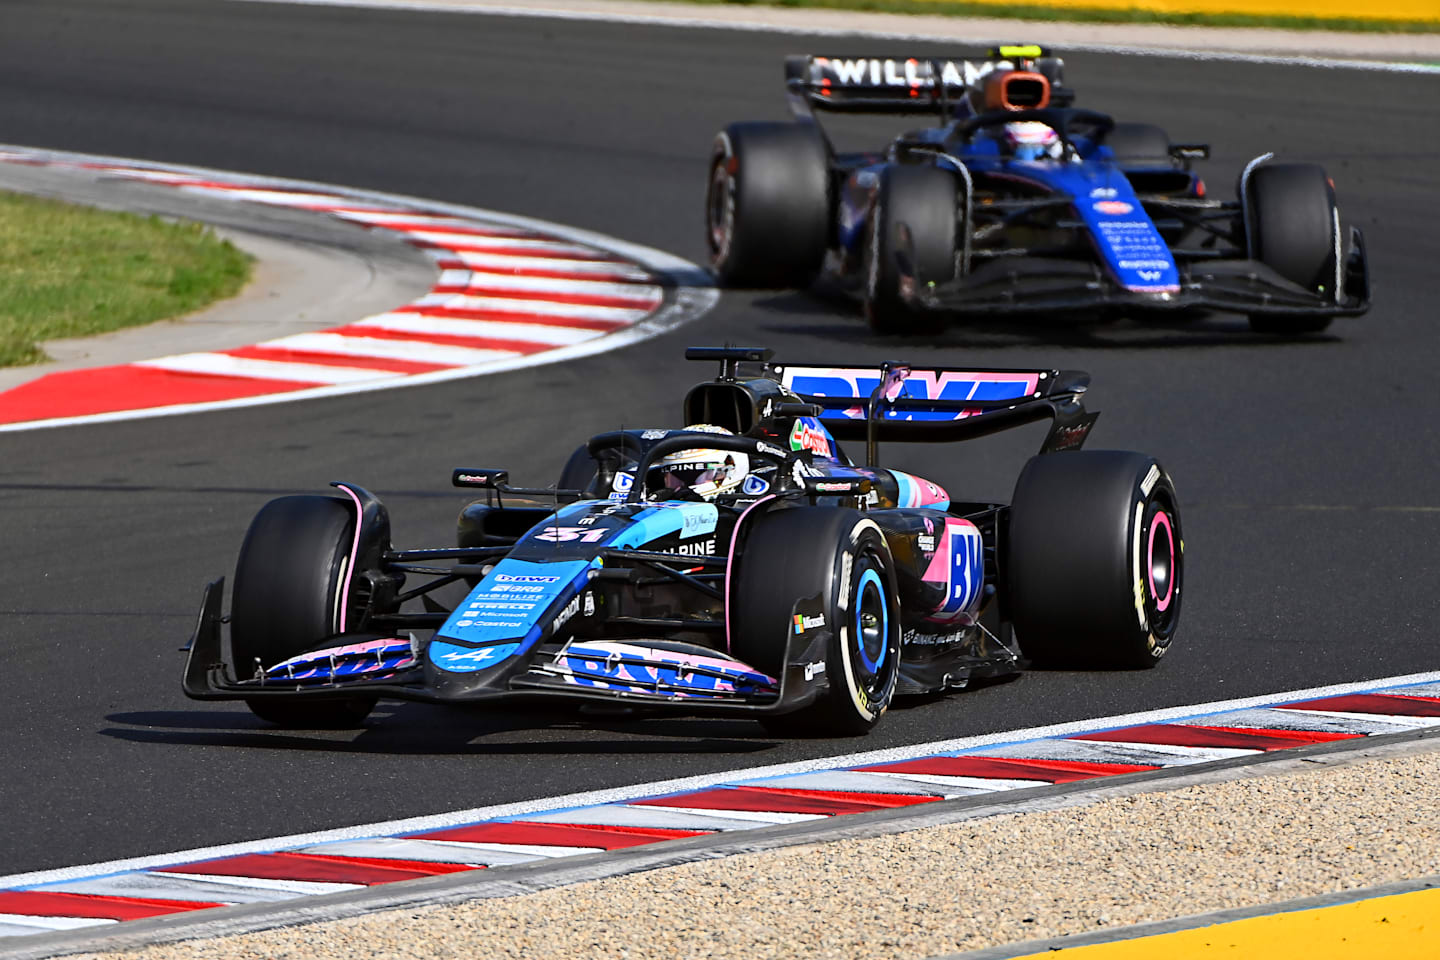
left=784, top=47, right=1071, bottom=120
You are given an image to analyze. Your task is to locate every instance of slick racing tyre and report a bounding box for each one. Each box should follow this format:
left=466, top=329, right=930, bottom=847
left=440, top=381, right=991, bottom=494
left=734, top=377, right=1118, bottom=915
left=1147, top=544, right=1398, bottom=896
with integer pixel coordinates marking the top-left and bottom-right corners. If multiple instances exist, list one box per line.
left=731, top=507, right=901, bottom=735
left=706, top=122, right=829, bottom=288
left=231, top=495, right=377, bottom=728
left=1006, top=451, right=1182, bottom=669
left=865, top=164, right=958, bottom=335
left=1103, top=123, right=1172, bottom=167
left=1244, top=162, right=1338, bottom=334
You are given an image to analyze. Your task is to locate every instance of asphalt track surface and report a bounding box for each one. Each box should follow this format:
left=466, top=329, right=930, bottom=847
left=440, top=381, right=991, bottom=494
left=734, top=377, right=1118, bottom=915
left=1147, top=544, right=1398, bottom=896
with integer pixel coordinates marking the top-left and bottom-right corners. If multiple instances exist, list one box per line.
left=1, top=0, right=1438, bottom=877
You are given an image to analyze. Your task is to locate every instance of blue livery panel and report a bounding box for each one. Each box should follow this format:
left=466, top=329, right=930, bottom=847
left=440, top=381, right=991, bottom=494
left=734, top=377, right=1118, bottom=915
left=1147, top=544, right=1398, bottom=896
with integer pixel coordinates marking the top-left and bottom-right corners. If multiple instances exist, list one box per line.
left=780, top=366, right=1040, bottom=423
left=430, top=499, right=721, bottom=674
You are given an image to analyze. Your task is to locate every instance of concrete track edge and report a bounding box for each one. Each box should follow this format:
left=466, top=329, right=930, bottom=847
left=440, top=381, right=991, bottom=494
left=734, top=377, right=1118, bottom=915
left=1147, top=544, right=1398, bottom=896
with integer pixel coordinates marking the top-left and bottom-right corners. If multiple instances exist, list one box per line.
left=5, top=726, right=1437, bottom=960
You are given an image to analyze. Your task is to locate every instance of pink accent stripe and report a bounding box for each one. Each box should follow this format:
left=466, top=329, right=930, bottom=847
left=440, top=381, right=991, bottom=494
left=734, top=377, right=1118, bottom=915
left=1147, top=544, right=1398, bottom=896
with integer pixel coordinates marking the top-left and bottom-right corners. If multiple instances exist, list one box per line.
left=724, top=495, right=777, bottom=654
left=333, top=484, right=364, bottom=634
left=1148, top=509, right=1175, bottom=612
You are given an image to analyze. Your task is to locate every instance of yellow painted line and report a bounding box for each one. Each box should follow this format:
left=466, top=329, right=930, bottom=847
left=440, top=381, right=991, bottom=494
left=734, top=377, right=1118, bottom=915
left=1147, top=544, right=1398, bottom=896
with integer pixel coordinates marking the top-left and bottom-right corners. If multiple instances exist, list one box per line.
left=1010, top=886, right=1440, bottom=958
left=913, top=0, right=1440, bottom=23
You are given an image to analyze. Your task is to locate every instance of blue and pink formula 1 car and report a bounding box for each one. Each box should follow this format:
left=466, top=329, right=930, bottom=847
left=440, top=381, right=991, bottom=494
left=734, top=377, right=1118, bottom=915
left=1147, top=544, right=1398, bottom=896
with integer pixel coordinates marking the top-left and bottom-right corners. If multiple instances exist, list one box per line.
left=183, top=347, right=1183, bottom=735
left=705, top=47, right=1370, bottom=335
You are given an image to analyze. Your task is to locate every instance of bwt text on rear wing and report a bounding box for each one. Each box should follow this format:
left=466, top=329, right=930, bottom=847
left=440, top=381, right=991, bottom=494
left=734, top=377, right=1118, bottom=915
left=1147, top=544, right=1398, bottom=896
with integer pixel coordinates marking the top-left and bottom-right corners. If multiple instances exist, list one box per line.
left=784, top=48, right=1069, bottom=117
left=773, top=362, right=1098, bottom=461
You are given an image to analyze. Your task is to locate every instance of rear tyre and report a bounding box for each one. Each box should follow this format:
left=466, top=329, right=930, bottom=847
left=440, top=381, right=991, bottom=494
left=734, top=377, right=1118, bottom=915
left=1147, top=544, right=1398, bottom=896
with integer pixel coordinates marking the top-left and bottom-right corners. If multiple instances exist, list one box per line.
left=1104, top=123, right=1172, bottom=166
left=731, top=507, right=901, bottom=735
left=231, top=495, right=377, bottom=728
left=1006, top=451, right=1182, bottom=669
left=706, top=122, right=829, bottom=288
left=1245, top=162, right=1338, bottom=334
left=864, top=165, right=958, bottom=335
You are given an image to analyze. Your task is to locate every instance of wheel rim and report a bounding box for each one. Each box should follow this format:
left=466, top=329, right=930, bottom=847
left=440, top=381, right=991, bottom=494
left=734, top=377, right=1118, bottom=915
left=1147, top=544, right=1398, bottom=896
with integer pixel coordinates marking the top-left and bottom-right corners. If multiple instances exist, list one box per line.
left=1142, top=502, right=1181, bottom=638
left=706, top=159, right=734, bottom=260
left=852, top=567, right=887, bottom=687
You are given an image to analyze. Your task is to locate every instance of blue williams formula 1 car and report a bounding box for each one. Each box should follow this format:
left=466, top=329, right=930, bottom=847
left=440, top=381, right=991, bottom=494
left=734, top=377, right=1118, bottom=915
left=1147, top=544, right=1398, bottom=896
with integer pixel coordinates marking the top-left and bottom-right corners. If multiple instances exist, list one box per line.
left=182, top=347, right=1183, bottom=735
left=705, top=47, right=1370, bottom=335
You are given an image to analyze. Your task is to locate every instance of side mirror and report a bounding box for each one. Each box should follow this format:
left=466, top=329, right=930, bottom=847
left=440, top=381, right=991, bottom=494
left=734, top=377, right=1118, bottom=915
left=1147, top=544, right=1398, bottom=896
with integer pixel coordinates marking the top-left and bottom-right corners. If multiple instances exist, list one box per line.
left=452, top=468, right=509, bottom=489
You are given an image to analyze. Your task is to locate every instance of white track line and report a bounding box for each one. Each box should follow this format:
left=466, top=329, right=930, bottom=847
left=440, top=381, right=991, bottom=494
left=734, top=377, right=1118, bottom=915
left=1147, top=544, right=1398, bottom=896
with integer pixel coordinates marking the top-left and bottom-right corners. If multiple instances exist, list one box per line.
left=5, top=669, right=1439, bottom=891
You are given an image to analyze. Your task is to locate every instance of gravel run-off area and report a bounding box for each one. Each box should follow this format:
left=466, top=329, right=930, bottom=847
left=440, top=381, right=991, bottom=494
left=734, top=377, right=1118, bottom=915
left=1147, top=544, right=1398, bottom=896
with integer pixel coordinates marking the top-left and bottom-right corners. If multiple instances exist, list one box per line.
left=76, top=748, right=1440, bottom=960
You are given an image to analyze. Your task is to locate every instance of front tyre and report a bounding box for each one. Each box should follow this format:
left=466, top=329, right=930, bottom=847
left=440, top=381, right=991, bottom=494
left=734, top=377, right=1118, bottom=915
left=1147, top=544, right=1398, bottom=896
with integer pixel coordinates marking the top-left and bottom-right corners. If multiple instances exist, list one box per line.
left=706, top=122, right=829, bottom=288
left=730, top=507, right=901, bottom=735
left=1006, top=451, right=1182, bottom=669
left=865, top=165, right=958, bottom=335
left=1245, top=162, right=1339, bottom=334
left=231, top=495, right=377, bottom=728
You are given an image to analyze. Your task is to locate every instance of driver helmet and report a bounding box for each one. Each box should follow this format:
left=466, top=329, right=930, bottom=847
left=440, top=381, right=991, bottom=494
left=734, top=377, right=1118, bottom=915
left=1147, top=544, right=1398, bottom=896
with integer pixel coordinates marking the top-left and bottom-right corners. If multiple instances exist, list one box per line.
left=1004, top=120, right=1061, bottom=161
left=646, top=425, right=750, bottom=501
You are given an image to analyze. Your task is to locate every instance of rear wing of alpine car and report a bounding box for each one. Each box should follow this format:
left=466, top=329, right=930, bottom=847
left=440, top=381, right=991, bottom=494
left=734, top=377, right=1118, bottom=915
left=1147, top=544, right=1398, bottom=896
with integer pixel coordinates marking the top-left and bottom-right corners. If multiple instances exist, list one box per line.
left=773, top=360, right=1097, bottom=460
left=784, top=46, right=1070, bottom=120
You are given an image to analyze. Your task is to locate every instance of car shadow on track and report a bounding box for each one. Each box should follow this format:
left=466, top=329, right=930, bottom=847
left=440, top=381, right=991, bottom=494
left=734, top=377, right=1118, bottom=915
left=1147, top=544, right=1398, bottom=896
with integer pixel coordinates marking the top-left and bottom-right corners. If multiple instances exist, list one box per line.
left=747, top=291, right=1346, bottom=350
left=100, top=705, right=780, bottom=756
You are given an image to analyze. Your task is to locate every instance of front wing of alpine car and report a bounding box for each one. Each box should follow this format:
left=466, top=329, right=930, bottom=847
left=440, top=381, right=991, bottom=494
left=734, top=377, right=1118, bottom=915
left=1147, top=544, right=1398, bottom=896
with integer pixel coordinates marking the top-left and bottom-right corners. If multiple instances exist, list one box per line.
left=181, top=578, right=832, bottom=717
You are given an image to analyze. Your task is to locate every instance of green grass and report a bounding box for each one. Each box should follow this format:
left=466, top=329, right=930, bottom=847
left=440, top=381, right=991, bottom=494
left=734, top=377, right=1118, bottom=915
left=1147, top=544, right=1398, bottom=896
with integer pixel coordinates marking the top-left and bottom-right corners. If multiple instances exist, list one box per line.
left=0, top=190, right=252, bottom=367
left=669, top=0, right=1440, bottom=33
